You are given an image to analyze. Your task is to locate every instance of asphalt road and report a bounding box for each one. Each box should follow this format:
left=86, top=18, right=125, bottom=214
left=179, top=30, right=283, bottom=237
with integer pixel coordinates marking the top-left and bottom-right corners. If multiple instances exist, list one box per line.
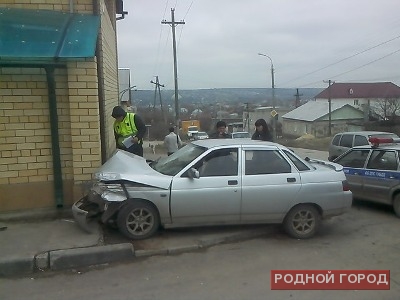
left=1, top=200, right=398, bottom=300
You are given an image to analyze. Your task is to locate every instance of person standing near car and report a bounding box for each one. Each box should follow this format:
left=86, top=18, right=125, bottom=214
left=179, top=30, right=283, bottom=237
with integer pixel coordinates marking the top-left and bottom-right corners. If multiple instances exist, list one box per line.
left=112, top=105, right=147, bottom=157
left=209, top=120, right=232, bottom=139
left=164, top=126, right=182, bottom=156
left=251, top=118, right=273, bottom=142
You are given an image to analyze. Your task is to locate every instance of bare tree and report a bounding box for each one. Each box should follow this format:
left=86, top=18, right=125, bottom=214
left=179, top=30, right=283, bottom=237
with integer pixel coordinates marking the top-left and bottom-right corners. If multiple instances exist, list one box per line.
left=375, top=98, right=400, bottom=120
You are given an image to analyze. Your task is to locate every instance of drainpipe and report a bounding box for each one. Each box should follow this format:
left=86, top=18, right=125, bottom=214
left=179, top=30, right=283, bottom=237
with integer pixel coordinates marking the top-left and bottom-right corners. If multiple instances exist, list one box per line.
left=45, top=66, right=64, bottom=208
left=69, top=0, right=74, bottom=13
left=93, top=0, right=107, bottom=164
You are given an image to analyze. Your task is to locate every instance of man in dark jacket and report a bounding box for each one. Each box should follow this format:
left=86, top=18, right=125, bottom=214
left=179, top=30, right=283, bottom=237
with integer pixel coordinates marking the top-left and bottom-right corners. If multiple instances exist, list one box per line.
left=209, top=121, right=231, bottom=139
left=112, top=106, right=147, bottom=156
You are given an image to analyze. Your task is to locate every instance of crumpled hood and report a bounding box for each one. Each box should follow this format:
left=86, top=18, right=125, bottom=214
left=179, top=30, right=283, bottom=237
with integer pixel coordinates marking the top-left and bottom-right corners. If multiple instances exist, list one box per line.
left=95, top=150, right=172, bottom=189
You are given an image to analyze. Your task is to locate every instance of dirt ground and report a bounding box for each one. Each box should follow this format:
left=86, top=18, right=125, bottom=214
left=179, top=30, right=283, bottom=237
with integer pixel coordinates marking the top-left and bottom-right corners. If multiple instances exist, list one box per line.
left=278, top=135, right=331, bottom=151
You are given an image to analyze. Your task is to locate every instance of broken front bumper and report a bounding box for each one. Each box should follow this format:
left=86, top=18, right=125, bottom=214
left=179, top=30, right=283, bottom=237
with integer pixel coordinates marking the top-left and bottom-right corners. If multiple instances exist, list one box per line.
left=72, top=192, right=125, bottom=233
left=72, top=195, right=101, bottom=233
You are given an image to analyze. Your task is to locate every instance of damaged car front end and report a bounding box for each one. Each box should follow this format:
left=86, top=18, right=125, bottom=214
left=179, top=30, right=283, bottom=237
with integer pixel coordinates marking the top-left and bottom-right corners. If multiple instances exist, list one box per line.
left=72, top=178, right=128, bottom=233
left=72, top=150, right=174, bottom=239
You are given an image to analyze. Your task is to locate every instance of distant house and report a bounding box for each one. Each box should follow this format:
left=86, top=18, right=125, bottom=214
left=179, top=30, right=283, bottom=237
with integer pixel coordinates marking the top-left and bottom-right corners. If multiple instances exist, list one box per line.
left=315, top=82, right=400, bottom=120
left=281, top=101, right=364, bottom=138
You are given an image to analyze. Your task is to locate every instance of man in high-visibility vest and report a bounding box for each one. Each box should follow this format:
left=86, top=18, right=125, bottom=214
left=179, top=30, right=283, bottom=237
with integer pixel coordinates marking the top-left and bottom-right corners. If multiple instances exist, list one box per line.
left=111, top=106, right=147, bottom=157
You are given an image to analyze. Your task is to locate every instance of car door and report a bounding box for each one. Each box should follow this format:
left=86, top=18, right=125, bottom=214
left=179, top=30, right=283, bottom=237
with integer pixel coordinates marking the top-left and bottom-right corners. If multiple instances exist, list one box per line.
left=334, top=149, right=370, bottom=197
left=240, top=149, right=302, bottom=222
left=362, top=149, right=400, bottom=204
left=169, top=147, right=241, bottom=224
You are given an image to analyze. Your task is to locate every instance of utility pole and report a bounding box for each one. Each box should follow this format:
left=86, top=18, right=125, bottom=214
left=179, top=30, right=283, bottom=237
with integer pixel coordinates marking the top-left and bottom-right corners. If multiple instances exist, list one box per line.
left=294, top=88, right=303, bottom=108
left=244, top=102, right=251, bottom=131
left=323, top=80, right=334, bottom=136
left=258, top=53, right=276, bottom=141
left=150, top=76, right=166, bottom=124
left=162, top=8, right=185, bottom=130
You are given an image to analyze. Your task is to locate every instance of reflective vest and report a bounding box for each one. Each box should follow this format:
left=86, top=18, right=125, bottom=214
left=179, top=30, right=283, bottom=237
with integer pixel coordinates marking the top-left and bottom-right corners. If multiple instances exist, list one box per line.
left=114, top=113, right=139, bottom=147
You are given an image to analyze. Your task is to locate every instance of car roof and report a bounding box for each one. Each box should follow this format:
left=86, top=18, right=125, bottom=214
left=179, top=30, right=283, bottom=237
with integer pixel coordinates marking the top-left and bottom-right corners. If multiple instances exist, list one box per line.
left=352, top=143, right=400, bottom=150
left=334, top=131, right=396, bottom=136
left=192, top=138, right=280, bottom=149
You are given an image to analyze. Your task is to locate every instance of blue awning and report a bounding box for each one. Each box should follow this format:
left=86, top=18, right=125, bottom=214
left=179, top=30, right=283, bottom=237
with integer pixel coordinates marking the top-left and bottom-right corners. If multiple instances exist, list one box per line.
left=0, top=8, right=100, bottom=60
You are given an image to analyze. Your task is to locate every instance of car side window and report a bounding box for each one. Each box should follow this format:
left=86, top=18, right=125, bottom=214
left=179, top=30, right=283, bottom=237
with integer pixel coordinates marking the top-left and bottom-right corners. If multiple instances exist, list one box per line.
left=367, top=150, right=398, bottom=171
left=353, top=135, right=369, bottom=146
left=332, top=134, right=341, bottom=146
left=196, top=148, right=238, bottom=177
left=245, top=150, right=291, bottom=175
left=340, top=134, right=353, bottom=148
left=335, top=149, right=370, bottom=168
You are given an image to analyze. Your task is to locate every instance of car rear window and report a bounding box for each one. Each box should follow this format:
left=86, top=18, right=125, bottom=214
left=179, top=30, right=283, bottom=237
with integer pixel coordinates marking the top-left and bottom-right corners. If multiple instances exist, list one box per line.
left=283, top=150, right=310, bottom=171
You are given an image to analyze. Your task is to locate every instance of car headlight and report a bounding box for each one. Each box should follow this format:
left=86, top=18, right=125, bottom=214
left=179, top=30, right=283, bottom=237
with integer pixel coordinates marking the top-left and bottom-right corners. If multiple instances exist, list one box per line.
left=101, top=190, right=127, bottom=202
left=93, top=182, right=127, bottom=202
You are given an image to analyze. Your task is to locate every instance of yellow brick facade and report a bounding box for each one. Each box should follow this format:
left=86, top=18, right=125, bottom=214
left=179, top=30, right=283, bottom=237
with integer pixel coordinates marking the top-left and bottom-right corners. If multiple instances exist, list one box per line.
left=0, top=0, right=120, bottom=212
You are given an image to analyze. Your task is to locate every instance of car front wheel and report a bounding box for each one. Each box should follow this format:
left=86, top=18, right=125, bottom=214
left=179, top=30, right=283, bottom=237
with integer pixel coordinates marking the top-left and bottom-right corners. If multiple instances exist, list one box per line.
left=393, top=195, right=400, bottom=218
left=117, top=200, right=160, bottom=240
left=284, top=204, right=321, bottom=239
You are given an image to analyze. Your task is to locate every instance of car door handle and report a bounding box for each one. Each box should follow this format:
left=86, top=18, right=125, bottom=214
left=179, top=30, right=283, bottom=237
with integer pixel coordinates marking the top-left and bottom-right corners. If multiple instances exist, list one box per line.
left=287, top=177, right=296, bottom=183
left=228, top=180, right=238, bottom=185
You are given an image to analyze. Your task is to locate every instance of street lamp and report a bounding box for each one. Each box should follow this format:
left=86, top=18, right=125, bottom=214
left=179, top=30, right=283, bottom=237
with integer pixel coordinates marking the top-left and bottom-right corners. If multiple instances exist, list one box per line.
left=119, top=85, right=137, bottom=106
left=258, top=53, right=276, bottom=140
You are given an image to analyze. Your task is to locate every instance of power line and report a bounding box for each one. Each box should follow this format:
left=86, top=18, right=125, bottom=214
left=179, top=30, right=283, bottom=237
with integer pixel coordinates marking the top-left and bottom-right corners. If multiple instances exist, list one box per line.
left=281, top=34, right=400, bottom=87
left=289, top=47, right=400, bottom=88
left=330, top=48, right=400, bottom=80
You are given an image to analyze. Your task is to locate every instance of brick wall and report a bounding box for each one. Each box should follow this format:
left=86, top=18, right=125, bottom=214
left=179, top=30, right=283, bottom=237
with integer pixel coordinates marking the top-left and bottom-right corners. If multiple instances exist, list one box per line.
left=96, top=0, right=120, bottom=158
left=0, top=0, right=119, bottom=212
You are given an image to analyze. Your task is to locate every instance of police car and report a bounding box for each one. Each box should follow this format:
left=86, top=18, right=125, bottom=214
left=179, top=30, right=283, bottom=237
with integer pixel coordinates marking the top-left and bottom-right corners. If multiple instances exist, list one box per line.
left=334, top=137, right=400, bottom=217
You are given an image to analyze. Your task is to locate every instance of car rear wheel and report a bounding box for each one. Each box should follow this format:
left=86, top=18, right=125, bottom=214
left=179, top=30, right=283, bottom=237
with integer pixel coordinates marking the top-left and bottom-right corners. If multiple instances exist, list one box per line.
left=117, top=200, right=160, bottom=240
left=284, top=204, right=321, bottom=239
left=393, top=195, right=400, bottom=218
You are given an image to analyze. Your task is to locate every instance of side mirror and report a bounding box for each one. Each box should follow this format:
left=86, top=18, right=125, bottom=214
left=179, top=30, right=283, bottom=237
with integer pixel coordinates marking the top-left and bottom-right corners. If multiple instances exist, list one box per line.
left=187, top=168, right=200, bottom=179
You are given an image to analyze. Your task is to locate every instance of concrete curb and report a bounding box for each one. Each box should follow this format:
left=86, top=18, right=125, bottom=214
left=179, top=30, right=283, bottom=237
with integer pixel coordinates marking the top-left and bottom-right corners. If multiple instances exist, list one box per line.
left=0, top=228, right=268, bottom=277
left=49, top=243, right=134, bottom=271
left=0, top=256, right=35, bottom=277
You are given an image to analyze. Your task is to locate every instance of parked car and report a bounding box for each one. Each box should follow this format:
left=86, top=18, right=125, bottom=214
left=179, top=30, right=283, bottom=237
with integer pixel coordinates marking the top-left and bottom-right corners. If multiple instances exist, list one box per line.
left=231, top=131, right=251, bottom=139
left=72, top=139, right=352, bottom=240
left=334, top=136, right=400, bottom=217
left=328, top=131, right=399, bottom=161
left=193, top=131, right=209, bottom=140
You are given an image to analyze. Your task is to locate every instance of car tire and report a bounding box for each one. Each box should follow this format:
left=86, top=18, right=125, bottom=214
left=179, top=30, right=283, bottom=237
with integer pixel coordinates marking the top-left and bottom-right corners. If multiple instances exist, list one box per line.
left=117, top=200, right=160, bottom=240
left=283, top=204, right=321, bottom=239
left=393, top=195, right=400, bottom=218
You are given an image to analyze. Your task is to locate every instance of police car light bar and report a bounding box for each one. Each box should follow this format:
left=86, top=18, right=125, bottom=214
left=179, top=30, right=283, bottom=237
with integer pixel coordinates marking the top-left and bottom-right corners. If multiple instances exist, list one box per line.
left=368, top=137, right=400, bottom=146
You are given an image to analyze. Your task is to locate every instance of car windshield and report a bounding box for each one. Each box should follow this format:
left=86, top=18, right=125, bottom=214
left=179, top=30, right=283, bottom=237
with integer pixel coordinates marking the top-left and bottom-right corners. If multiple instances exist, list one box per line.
left=150, top=143, right=207, bottom=176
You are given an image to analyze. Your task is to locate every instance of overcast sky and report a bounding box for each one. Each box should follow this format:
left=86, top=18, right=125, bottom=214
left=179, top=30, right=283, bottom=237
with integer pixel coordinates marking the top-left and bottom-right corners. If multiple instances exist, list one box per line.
left=116, top=0, right=400, bottom=90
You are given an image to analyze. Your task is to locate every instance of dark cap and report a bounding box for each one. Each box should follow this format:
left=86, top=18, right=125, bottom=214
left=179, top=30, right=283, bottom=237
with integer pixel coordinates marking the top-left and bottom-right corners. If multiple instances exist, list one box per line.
left=111, top=106, right=127, bottom=118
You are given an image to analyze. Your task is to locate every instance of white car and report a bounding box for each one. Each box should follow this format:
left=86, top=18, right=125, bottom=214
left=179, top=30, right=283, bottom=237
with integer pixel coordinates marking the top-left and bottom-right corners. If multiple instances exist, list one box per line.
left=193, top=131, right=209, bottom=140
left=73, top=139, right=352, bottom=240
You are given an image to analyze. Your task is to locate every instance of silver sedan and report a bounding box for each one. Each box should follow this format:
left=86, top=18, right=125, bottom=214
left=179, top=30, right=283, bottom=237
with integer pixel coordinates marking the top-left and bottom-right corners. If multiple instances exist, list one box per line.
left=73, top=139, right=352, bottom=240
